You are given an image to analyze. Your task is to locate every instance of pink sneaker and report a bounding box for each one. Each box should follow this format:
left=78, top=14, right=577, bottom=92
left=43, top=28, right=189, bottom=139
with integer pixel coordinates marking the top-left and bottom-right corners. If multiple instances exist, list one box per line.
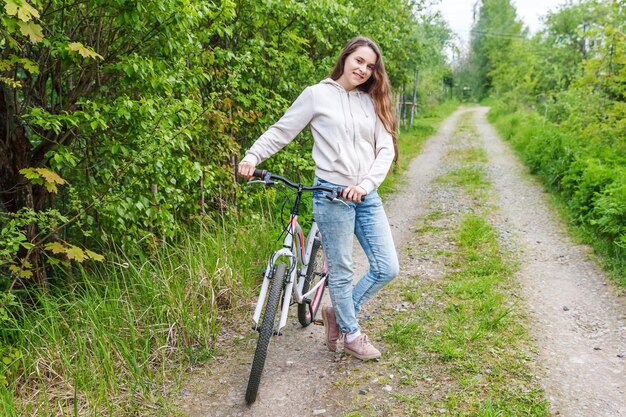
left=343, top=333, right=381, bottom=361
left=321, top=306, right=340, bottom=352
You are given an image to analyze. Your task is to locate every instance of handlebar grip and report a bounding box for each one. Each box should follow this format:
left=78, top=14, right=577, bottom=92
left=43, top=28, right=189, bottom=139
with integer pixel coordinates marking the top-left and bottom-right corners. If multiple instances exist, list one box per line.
left=253, top=169, right=267, bottom=178
left=334, top=187, right=366, bottom=202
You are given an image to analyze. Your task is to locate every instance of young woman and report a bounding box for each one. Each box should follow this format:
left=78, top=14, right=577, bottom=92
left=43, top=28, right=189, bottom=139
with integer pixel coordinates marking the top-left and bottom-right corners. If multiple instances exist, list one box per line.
left=238, top=36, right=399, bottom=360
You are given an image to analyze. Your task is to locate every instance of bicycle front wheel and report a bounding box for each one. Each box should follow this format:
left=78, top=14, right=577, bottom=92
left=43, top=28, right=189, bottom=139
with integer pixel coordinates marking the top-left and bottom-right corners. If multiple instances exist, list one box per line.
left=246, top=262, right=286, bottom=405
left=297, top=238, right=326, bottom=326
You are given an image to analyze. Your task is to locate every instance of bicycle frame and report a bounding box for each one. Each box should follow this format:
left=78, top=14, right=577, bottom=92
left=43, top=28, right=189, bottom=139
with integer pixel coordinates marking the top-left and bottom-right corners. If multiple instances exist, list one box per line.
left=252, top=214, right=326, bottom=331
left=243, top=169, right=353, bottom=405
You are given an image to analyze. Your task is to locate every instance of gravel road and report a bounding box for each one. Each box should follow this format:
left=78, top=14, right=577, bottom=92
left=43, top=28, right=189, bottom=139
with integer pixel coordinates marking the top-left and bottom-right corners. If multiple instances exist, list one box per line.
left=175, top=106, right=625, bottom=417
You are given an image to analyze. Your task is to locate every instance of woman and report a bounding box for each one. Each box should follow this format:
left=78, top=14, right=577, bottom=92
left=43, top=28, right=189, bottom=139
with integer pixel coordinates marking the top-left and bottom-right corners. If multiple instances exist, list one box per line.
left=238, top=36, right=399, bottom=360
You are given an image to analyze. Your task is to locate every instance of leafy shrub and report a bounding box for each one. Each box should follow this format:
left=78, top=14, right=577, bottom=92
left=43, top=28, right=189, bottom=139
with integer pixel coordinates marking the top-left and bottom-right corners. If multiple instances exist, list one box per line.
left=590, top=174, right=626, bottom=248
left=488, top=102, right=626, bottom=279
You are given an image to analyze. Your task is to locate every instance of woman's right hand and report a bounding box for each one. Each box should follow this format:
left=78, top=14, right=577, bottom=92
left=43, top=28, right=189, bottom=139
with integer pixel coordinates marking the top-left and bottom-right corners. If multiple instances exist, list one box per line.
left=237, top=161, right=256, bottom=179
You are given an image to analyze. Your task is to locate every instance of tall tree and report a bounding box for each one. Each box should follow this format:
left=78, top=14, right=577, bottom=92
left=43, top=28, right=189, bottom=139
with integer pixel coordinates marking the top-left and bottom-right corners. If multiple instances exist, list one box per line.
left=467, top=0, right=523, bottom=99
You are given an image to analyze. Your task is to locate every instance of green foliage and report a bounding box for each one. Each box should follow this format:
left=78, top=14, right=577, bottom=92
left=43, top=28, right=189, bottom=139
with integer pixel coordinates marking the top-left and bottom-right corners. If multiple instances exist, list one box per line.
left=1, top=0, right=453, bottom=284
left=465, top=0, right=524, bottom=99
left=488, top=103, right=626, bottom=283
left=460, top=0, right=625, bottom=281
left=0, top=217, right=271, bottom=414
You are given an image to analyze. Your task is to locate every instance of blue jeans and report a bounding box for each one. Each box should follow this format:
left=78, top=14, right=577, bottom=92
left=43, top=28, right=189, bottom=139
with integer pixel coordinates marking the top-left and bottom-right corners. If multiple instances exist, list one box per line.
left=312, top=177, right=399, bottom=334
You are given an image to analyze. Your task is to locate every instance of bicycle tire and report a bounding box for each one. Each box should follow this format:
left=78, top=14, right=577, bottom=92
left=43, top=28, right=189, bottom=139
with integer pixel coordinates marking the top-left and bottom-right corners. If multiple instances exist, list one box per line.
left=297, top=238, right=326, bottom=326
left=245, top=262, right=286, bottom=405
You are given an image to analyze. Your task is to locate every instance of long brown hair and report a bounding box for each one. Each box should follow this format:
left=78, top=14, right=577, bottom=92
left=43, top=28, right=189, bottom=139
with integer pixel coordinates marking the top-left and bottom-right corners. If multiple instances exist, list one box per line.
left=330, top=36, right=398, bottom=164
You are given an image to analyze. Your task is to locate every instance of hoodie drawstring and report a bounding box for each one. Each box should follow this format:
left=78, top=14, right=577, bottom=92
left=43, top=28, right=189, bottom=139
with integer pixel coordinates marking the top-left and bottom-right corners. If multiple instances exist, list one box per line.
left=325, top=78, right=369, bottom=138
left=356, top=90, right=369, bottom=119
left=337, top=88, right=349, bottom=135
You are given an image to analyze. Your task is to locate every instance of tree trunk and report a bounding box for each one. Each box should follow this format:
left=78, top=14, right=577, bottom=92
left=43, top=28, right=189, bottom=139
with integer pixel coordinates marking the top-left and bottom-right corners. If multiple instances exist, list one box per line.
left=0, top=84, right=49, bottom=285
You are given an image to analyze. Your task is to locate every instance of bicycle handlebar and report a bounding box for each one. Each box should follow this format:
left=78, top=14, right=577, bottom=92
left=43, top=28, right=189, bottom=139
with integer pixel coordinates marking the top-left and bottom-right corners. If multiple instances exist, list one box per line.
left=251, top=169, right=365, bottom=202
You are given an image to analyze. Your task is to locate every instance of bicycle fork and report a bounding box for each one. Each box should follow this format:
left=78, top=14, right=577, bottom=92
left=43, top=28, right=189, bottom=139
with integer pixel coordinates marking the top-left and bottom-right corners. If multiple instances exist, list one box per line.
left=252, top=221, right=324, bottom=332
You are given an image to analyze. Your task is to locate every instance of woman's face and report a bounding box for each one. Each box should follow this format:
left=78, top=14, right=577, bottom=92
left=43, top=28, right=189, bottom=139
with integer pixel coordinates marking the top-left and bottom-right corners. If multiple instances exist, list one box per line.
left=337, top=45, right=377, bottom=91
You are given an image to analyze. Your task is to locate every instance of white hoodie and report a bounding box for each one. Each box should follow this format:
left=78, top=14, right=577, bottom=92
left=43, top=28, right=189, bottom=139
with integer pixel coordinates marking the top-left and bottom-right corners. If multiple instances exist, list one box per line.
left=241, top=78, right=394, bottom=194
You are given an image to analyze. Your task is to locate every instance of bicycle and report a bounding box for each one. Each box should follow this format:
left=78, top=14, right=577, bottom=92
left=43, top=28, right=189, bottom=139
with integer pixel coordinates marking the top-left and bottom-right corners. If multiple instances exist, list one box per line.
left=243, top=169, right=347, bottom=405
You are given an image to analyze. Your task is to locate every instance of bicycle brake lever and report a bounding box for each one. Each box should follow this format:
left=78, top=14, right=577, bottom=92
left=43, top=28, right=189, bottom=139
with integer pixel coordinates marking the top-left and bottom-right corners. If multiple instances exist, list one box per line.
left=331, top=197, right=350, bottom=207
left=247, top=179, right=276, bottom=186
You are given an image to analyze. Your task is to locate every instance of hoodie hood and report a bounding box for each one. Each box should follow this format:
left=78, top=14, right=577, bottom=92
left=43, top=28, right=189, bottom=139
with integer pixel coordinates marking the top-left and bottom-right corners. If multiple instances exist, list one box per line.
left=321, top=78, right=370, bottom=121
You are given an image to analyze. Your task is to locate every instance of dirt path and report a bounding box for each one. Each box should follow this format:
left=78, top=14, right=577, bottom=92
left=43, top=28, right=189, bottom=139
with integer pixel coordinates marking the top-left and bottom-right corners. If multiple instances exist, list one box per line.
left=175, top=107, right=625, bottom=417
left=473, top=107, right=626, bottom=416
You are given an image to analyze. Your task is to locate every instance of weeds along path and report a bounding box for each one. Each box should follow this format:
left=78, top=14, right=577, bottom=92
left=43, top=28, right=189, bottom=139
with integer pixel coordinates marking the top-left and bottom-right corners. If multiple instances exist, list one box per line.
left=174, top=107, right=625, bottom=416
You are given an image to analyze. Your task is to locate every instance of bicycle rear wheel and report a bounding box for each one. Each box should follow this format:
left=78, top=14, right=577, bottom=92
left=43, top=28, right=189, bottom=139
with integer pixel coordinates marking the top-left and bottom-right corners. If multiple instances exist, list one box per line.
left=297, top=238, right=326, bottom=326
left=246, top=262, right=286, bottom=405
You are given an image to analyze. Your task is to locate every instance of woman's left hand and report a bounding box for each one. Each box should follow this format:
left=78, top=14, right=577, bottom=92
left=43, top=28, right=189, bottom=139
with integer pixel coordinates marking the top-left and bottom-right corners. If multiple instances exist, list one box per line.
left=343, top=185, right=367, bottom=202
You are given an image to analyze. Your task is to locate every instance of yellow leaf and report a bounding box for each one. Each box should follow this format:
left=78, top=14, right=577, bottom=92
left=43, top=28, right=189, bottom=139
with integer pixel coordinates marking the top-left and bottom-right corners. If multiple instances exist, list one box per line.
left=6, top=0, right=41, bottom=21
left=8, top=259, right=33, bottom=278
left=17, top=2, right=40, bottom=21
left=65, top=245, right=86, bottom=262
left=4, top=0, right=19, bottom=17
left=85, top=249, right=105, bottom=262
left=35, top=168, right=65, bottom=184
left=18, top=21, right=44, bottom=43
left=68, top=42, right=103, bottom=60
left=0, top=76, right=22, bottom=88
left=19, top=167, right=38, bottom=180
left=44, top=182, right=58, bottom=193
left=22, top=58, right=40, bottom=75
left=44, top=241, right=66, bottom=254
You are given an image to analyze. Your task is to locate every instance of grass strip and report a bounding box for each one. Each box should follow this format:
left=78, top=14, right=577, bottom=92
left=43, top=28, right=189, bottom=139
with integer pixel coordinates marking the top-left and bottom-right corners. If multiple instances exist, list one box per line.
left=336, top=111, right=548, bottom=416
left=379, top=213, right=548, bottom=416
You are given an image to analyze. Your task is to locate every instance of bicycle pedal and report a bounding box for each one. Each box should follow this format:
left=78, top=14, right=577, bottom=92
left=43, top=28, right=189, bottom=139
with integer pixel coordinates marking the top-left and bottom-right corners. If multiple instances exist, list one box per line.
left=312, top=319, right=324, bottom=326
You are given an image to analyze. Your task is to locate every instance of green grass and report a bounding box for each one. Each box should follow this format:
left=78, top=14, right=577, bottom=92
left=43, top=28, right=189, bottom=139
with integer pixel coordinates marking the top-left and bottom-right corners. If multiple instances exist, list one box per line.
left=384, top=114, right=546, bottom=415
left=380, top=214, right=548, bottom=416
left=437, top=166, right=490, bottom=198
left=459, top=146, right=488, bottom=164
left=436, top=115, right=491, bottom=199
left=0, top=215, right=273, bottom=416
left=380, top=100, right=460, bottom=195
left=337, top=111, right=547, bottom=416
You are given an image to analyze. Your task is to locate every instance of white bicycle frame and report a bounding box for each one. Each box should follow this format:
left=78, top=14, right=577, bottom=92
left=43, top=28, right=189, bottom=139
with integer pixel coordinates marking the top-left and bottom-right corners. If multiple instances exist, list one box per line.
left=252, top=214, right=326, bottom=332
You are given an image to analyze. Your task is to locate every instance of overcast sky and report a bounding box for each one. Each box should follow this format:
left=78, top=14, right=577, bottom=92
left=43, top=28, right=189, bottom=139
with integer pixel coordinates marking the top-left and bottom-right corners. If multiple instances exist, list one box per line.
left=434, top=0, right=571, bottom=47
